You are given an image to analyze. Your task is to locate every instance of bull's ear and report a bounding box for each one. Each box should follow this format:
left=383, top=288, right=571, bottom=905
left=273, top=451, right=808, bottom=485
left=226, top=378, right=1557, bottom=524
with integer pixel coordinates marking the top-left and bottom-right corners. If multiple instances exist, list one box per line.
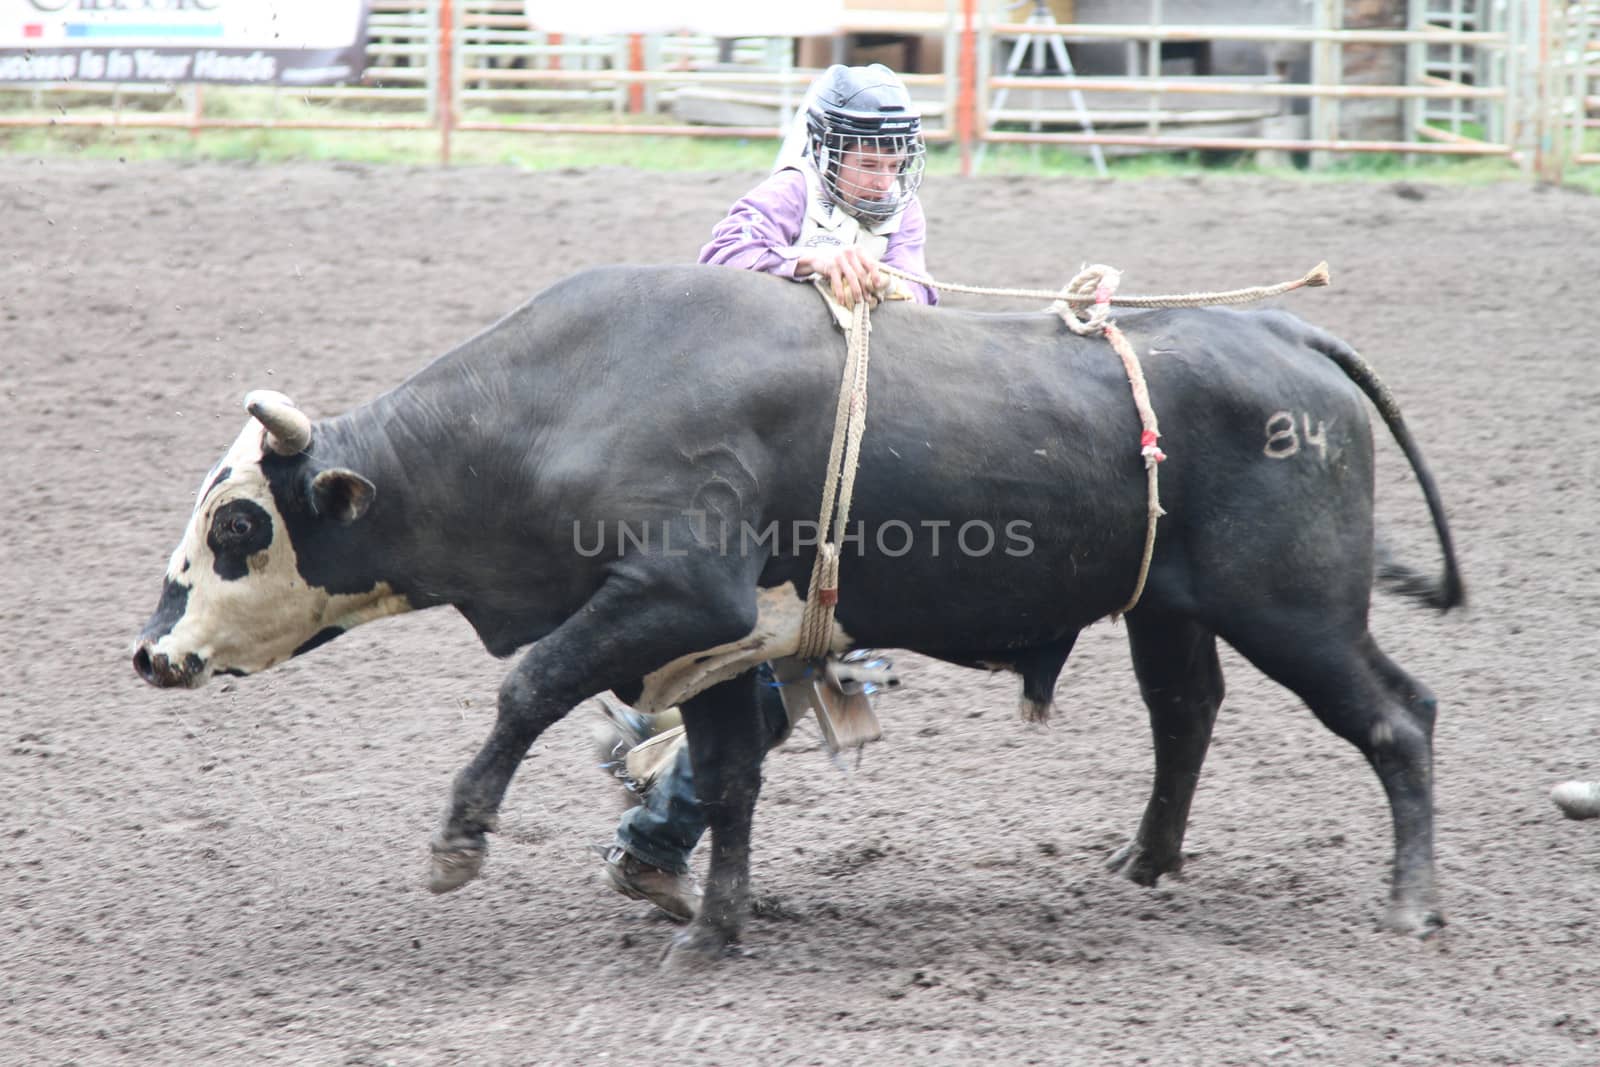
left=310, top=468, right=376, bottom=523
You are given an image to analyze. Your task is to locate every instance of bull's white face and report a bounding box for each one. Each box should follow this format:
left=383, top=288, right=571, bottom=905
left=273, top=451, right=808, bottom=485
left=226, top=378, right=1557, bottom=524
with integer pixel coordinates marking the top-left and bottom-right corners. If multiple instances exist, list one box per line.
left=134, top=411, right=407, bottom=689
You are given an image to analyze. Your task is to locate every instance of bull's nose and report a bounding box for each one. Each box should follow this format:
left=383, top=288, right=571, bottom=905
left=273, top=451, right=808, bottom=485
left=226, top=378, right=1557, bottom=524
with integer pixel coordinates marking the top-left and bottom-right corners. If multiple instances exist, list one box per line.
left=132, top=641, right=196, bottom=688
left=132, top=642, right=164, bottom=685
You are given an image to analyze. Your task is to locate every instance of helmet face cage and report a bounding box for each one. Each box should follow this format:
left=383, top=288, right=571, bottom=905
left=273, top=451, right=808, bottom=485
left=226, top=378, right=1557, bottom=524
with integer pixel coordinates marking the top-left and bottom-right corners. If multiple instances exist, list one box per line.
left=805, top=66, right=926, bottom=224
left=812, top=123, right=926, bottom=224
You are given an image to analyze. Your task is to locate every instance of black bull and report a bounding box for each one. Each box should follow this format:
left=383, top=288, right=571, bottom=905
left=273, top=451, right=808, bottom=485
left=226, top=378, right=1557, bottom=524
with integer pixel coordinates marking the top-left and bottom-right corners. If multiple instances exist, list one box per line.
left=133, top=264, right=1463, bottom=964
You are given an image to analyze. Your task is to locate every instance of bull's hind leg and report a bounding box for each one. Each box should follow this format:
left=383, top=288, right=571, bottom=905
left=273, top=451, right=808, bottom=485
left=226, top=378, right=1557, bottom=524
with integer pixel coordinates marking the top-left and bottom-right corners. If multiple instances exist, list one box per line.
left=1110, top=613, right=1225, bottom=885
left=1230, top=627, right=1443, bottom=936
left=662, top=671, right=768, bottom=969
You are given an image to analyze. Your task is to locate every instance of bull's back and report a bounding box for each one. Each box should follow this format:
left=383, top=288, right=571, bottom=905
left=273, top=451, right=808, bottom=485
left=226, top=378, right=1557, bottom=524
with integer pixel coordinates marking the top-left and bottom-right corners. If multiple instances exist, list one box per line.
left=453, top=268, right=1376, bottom=592
left=505, top=267, right=1373, bottom=527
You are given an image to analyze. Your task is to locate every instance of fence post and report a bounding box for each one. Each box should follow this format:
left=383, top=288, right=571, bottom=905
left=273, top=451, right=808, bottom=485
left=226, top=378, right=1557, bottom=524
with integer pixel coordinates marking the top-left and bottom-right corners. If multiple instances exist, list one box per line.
left=438, top=0, right=455, bottom=165
left=1403, top=0, right=1423, bottom=162
left=959, top=0, right=977, bottom=176
left=1309, top=0, right=1341, bottom=170
left=1503, top=0, right=1525, bottom=167
left=628, top=34, right=645, bottom=113
left=1536, top=0, right=1566, bottom=183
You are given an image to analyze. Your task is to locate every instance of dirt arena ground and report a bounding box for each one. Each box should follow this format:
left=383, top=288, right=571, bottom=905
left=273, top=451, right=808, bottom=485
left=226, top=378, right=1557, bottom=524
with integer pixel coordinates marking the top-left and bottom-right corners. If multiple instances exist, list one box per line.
left=3, top=156, right=1598, bottom=1065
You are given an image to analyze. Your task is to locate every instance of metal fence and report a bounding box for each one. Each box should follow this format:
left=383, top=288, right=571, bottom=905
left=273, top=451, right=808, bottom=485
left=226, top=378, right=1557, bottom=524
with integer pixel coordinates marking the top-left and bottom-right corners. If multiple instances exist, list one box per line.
left=0, top=0, right=1593, bottom=179
left=1557, top=0, right=1600, bottom=166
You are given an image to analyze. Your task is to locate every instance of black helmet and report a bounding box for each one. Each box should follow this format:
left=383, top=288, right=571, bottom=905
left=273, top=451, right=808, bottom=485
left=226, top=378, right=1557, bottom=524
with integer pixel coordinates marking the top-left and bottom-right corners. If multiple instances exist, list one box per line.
left=804, top=64, right=927, bottom=224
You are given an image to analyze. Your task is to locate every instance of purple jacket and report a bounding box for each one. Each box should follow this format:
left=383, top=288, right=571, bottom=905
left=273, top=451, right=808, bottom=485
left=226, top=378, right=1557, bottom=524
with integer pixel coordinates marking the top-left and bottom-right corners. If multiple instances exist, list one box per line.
left=696, top=168, right=937, bottom=305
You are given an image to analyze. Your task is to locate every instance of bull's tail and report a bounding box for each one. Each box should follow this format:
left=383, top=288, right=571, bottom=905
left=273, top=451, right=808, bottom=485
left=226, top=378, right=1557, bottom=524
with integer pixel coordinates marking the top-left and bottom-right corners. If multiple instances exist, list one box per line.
left=1304, top=329, right=1465, bottom=612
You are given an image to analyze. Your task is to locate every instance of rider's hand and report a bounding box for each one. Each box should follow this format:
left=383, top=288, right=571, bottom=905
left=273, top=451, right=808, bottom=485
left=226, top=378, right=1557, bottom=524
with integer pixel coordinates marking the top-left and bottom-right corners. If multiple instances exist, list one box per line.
left=795, top=247, right=884, bottom=310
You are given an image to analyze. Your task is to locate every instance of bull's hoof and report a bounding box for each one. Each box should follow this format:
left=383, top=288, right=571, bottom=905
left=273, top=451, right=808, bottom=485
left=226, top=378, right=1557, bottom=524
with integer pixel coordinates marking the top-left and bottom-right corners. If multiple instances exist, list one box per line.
left=1381, top=903, right=1447, bottom=939
left=1106, top=840, right=1178, bottom=887
left=659, top=923, right=737, bottom=971
left=428, top=836, right=487, bottom=894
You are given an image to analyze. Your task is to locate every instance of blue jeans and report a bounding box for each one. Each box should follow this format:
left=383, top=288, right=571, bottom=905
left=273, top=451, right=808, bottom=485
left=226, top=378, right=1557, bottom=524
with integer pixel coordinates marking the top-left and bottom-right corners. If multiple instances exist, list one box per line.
left=615, top=668, right=790, bottom=873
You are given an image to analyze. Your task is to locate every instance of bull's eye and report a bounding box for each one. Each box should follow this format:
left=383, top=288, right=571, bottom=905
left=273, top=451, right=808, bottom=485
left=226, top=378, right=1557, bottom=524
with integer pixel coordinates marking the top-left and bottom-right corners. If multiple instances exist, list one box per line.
left=212, top=509, right=257, bottom=547
left=208, top=499, right=274, bottom=580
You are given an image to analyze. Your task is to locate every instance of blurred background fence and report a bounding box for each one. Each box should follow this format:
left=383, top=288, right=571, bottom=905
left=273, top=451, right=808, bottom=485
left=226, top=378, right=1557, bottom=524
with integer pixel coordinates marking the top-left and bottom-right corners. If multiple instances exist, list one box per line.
left=1, top=0, right=1594, bottom=180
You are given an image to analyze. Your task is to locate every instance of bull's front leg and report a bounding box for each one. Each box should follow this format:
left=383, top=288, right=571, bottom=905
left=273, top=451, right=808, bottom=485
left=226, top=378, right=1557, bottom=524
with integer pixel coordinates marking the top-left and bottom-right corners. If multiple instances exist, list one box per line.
left=427, top=661, right=565, bottom=893
left=659, top=671, right=770, bottom=968
left=429, top=570, right=756, bottom=894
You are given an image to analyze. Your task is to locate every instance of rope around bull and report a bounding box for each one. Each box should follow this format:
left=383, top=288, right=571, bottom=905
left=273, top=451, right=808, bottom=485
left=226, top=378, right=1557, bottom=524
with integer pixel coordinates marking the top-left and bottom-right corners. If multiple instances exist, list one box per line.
left=796, top=294, right=874, bottom=661
left=794, top=261, right=1331, bottom=662
left=882, top=260, right=1330, bottom=310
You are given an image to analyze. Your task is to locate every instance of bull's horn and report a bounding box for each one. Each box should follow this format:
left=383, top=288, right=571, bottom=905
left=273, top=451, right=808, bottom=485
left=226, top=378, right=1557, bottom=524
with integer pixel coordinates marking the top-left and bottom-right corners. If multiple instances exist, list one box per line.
left=244, top=390, right=312, bottom=456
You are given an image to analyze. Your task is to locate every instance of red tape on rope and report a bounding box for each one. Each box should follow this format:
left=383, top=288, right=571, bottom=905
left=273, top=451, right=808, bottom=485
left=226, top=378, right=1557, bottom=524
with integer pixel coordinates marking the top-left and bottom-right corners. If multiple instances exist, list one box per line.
left=1141, top=430, right=1166, bottom=463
